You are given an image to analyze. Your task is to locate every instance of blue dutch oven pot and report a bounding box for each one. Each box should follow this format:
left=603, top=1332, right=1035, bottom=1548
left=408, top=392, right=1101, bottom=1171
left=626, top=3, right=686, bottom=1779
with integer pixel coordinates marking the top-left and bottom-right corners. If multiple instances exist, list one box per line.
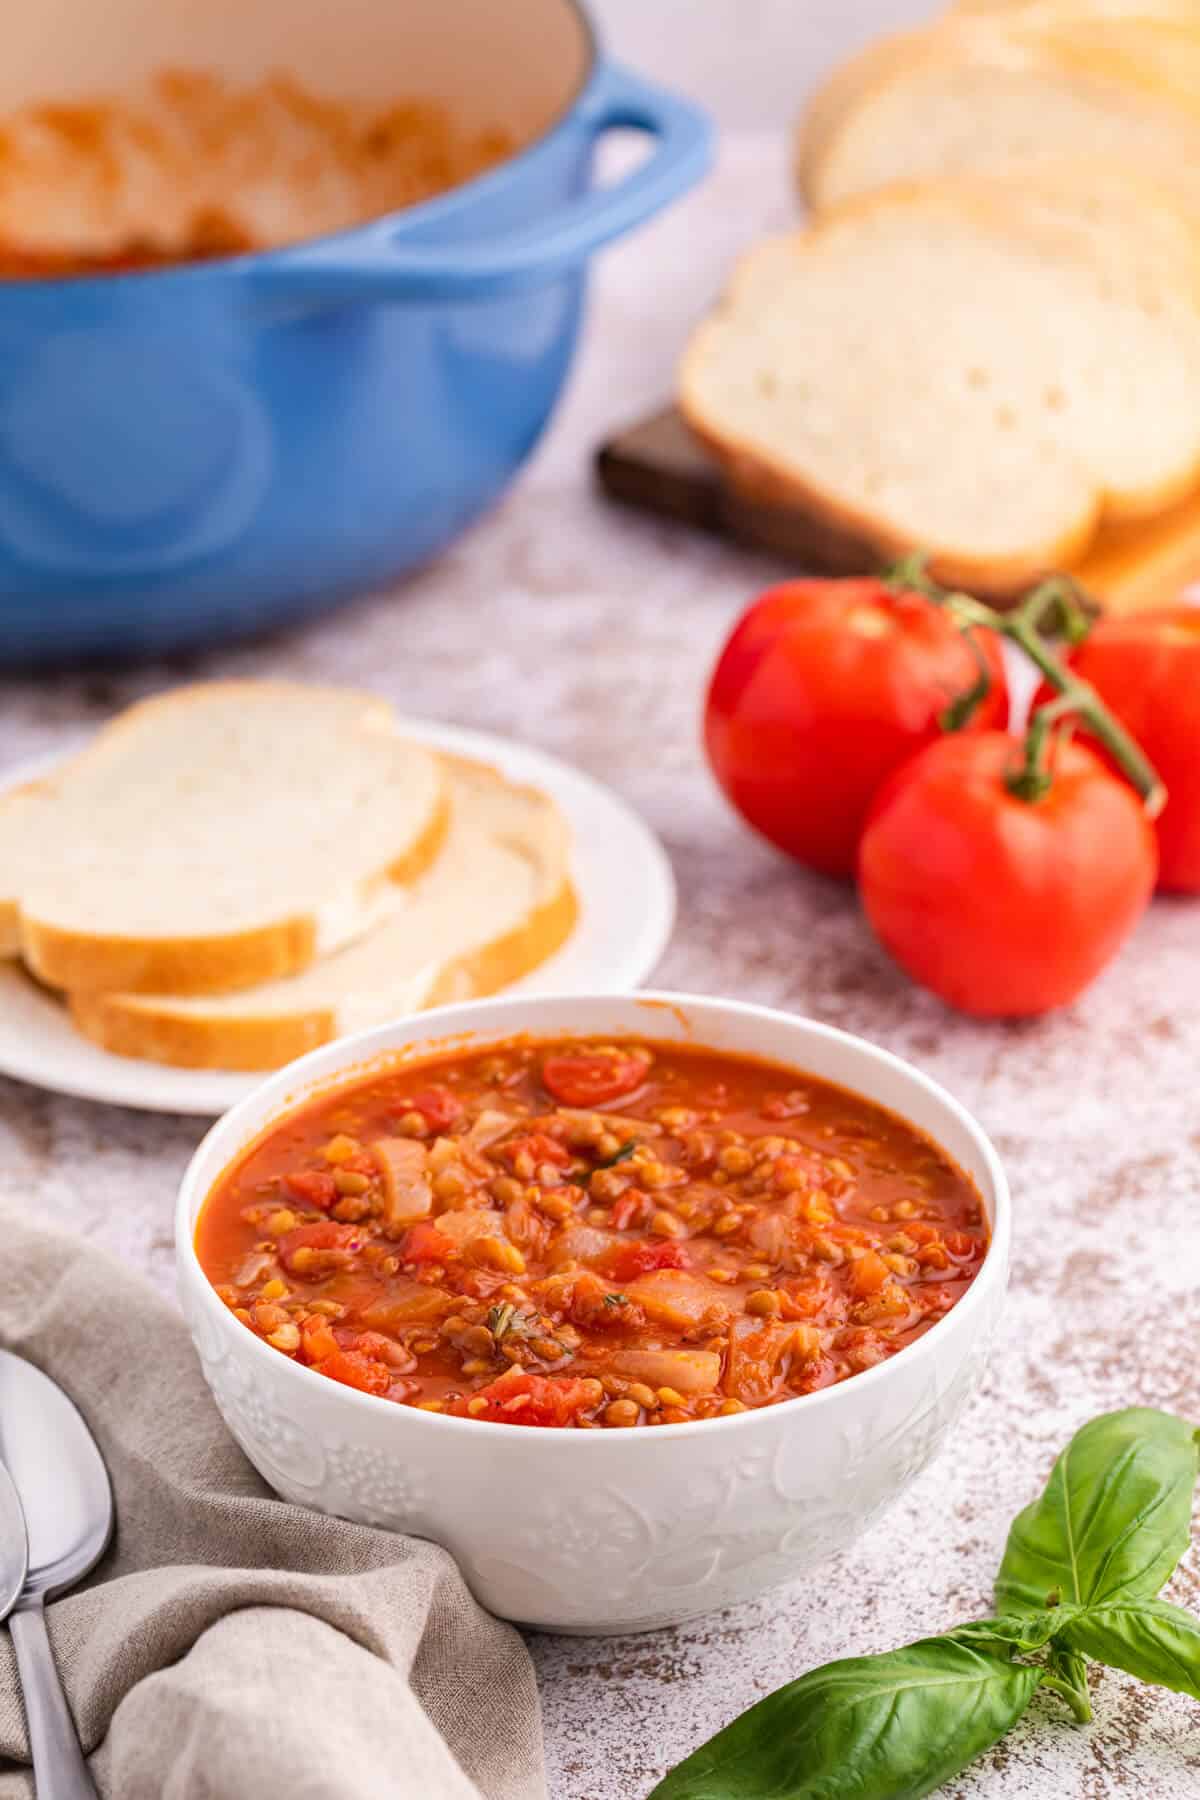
left=0, top=0, right=711, bottom=665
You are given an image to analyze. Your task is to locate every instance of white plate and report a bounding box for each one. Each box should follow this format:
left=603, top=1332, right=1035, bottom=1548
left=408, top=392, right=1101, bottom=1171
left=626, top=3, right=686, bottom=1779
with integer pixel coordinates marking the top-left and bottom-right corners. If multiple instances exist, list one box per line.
left=0, top=717, right=676, bottom=1115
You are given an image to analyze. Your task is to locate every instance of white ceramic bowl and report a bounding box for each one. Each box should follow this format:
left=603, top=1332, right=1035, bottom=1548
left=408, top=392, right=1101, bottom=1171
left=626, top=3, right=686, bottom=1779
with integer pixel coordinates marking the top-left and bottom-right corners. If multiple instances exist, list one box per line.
left=176, top=992, right=1010, bottom=1634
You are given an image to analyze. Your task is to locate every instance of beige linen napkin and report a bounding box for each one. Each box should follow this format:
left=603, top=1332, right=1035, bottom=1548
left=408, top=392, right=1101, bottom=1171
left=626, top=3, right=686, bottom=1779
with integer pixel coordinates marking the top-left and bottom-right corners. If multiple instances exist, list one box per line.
left=0, top=1207, right=547, bottom=1800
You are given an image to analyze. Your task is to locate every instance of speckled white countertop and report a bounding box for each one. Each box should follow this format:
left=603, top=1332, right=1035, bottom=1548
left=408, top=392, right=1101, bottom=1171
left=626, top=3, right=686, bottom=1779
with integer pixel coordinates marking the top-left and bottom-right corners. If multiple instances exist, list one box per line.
left=3, top=94, right=1200, bottom=1800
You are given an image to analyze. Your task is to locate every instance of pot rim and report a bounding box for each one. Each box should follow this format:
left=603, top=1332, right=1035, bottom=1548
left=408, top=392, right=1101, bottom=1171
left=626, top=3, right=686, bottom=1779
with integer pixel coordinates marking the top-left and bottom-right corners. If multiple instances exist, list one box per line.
left=0, top=0, right=601, bottom=300
left=176, top=988, right=1011, bottom=1451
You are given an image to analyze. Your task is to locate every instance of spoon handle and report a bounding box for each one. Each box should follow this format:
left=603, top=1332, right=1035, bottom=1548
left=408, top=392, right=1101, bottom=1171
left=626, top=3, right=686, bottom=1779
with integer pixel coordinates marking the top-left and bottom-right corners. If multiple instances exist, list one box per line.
left=9, top=1600, right=98, bottom=1800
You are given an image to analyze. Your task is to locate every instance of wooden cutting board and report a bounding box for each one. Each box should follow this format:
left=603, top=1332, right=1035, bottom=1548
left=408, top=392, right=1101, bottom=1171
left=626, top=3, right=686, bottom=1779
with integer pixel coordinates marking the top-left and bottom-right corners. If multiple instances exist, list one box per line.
left=596, top=405, right=1200, bottom=615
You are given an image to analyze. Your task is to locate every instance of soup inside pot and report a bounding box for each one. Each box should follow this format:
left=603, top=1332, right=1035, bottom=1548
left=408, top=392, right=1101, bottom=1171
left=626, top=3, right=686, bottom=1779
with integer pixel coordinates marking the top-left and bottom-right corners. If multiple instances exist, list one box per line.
left=0, top=0, right=590, bottom=274
left=0, top=71, right=518, bottom=276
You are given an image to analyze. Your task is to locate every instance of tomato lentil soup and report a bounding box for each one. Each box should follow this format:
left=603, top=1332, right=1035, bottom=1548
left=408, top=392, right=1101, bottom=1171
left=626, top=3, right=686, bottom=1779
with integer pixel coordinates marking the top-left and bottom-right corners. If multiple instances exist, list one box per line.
left=195, top=1038, right=989, bottom=1428
left=0, top=76, right=517, bottom=279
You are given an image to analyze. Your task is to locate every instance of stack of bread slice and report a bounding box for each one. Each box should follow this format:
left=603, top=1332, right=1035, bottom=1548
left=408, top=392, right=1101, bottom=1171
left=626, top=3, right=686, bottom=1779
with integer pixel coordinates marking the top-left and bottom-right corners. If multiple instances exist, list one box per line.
left=682, top=1, right=1200, bottom=600
left=1, top=683, right=576, bottom=1070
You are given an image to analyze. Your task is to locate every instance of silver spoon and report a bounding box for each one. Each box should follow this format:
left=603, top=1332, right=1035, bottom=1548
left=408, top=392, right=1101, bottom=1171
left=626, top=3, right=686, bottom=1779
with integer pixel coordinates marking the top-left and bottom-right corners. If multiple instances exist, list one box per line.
left=0, top=1350, right=113, bottom=1800
left=0, top=1457, right=29, bottom=1627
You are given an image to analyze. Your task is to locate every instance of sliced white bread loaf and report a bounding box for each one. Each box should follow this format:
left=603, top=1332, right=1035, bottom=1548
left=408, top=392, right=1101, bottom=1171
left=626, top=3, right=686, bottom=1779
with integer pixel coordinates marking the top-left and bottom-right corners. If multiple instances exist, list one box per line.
left=797, top=12, right=1200, bottom=206
left=68, top=756, right=577, bottom=1070
left=680, top=176, right=1200, bottom=591
left=0, top=683, right=448, bottom=996
left=806, top=26, right=1200, bottom=216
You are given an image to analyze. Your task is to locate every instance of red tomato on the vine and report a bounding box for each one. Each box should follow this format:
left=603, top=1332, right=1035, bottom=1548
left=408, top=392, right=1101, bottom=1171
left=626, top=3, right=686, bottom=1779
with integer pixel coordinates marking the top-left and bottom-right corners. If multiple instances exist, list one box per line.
left=704, top=578, right=1008, bottom=879
left=1032, top=606, right=1200, bottom=893
left=858, top=732, right=1158, bottom=1017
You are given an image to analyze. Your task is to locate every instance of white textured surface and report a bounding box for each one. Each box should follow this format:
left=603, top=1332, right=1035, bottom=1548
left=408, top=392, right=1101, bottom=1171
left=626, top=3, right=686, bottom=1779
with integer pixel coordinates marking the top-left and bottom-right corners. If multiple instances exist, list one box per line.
left=2, top=126, right=1200, bottom=1800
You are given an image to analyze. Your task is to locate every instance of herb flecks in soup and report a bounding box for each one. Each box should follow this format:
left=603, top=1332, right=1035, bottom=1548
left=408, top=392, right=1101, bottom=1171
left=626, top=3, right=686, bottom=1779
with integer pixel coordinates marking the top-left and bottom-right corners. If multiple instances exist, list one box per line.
left=196, top=1039, right=988, bottom=1427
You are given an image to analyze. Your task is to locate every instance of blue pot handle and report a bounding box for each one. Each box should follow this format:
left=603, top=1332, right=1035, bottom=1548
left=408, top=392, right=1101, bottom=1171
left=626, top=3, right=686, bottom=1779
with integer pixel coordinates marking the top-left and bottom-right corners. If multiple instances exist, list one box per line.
left=255, top=61, right=712, bottom=303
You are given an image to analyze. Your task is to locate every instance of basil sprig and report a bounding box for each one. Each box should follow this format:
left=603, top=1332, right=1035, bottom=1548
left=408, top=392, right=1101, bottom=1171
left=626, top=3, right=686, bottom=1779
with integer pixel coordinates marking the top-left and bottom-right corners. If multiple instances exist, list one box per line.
left=994, top=1408, right=1199, bottom=1613
left=650, top=1409, right=1200, bottom=1800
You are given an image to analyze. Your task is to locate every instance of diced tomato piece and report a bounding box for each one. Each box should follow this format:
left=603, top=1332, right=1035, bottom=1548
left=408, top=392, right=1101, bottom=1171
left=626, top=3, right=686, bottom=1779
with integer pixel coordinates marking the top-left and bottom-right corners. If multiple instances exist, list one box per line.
left=848, top=1250, right=890, bottom=1299
left=312, top=1347, right=391, bottom=1397
left=400, top=1220, right=455, bottom=1265
left=449, top=1368, right=597, bottom=1427
left=396, top=1086, right=462, bottom=1132
left=610, top=1191, right=648, bottom=1231
left=945, top=1230, right=981, bottom=1260
left=601, top=1240, right=690, bottom=1283
left=278, top=1221, right=360, bottom=1277
left=779, top=1274, right=832, bottom=1320
left=494, top=1132, right=571, bottom=1171
left=541, top=1050, right=647, bottom=1108
left=283, top=1168, right=338, bottom=1210
left=726, top=1319, right=799, bottom=1405
left=299, top=1314, right=340, bottom=1363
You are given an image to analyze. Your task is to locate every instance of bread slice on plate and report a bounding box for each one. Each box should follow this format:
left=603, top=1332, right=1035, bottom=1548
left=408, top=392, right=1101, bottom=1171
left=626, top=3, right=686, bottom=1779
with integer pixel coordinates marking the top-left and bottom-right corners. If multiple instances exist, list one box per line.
left=0, top=682, right=448, bottom=996
left=68, top=756, right=577, bottom=1071
left=805, top=24, right=1200, bottom=216
left=680, top=174, right=1200, bottom=592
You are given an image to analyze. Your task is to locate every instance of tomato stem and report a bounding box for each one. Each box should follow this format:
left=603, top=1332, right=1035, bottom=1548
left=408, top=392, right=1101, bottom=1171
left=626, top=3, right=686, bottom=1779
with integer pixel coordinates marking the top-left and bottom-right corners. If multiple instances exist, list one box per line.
left=886, top=558, right=1167, bottom=816
left=1008, top=692, right=1076, bottom=804
left=938, top=626, right=995, bottom=732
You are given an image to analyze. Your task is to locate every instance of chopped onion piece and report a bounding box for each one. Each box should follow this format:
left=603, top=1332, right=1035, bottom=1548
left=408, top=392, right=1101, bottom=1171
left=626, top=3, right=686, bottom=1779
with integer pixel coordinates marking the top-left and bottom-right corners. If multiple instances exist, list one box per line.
left=609, top=1348, right=722, bottom=1395
left=371, top=1137, right=432, bottom=1229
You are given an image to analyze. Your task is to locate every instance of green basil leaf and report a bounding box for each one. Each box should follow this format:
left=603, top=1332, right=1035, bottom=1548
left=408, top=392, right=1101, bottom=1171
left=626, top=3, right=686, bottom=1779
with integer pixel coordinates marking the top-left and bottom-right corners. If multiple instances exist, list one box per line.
left=647, top=1633, right=1044, bottom=1800
left=995, top=1409, right=1200, bottom=1614
left=1061, top=1599, right=1200, bottom=1701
